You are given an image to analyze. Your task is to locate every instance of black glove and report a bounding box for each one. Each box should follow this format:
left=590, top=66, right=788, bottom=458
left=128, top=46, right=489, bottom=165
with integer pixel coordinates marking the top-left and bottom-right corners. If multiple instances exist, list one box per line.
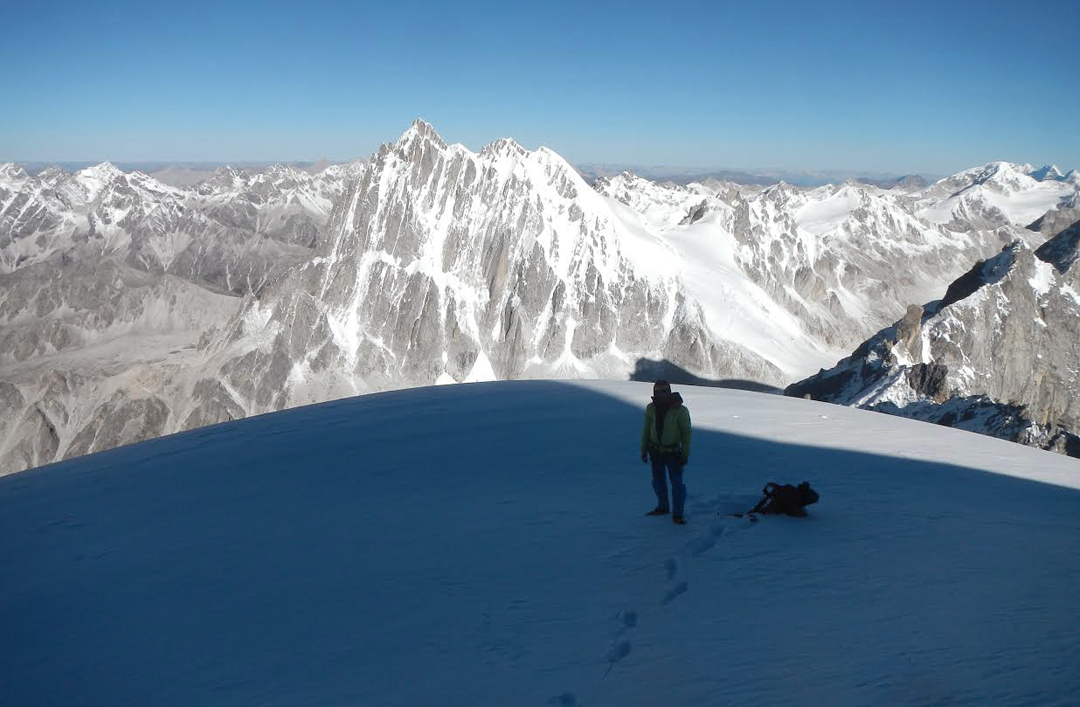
left=641, top=451, right=648, bottom=463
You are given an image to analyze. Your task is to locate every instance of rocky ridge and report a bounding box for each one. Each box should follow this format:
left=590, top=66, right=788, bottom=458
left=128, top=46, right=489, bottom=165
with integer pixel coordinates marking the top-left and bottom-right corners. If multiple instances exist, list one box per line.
left=787, top=220, right=1080, bottom=457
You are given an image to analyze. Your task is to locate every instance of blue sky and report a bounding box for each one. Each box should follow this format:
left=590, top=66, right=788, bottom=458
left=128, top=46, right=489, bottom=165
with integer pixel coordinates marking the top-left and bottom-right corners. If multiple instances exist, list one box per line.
left=3, top=0, right=1078, bottom=174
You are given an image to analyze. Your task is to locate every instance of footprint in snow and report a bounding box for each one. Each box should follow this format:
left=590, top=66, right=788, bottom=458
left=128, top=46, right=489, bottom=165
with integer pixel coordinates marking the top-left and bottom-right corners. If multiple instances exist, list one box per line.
left=689, top=522, right=728, bottom=556
left=605, top=639, right=632, bottom=667
left=620, top=610, right=638, bottom=630
left=547, top=691, right=578, bottom=706
left=662, top=581, right=688, bottom=605
left=690, top=535, right=716, bottom=557
left=664, top=558, right=677, bottom=580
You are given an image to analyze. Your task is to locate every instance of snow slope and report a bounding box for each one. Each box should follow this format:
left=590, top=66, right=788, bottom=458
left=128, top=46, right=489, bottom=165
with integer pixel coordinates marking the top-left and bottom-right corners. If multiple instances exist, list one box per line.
left=2, top=380, right=1078, bottom=706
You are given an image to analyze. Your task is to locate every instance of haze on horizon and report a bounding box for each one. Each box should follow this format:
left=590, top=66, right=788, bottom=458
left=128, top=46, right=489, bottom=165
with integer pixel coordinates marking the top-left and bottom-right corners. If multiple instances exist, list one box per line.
left=3, top=0, right=1078, bottom=176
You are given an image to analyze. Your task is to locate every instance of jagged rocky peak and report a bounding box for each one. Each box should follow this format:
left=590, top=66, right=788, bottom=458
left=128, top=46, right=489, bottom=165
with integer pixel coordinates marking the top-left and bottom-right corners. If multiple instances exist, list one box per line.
left=787, top=232, right=1080, bottom=457
left=761, top=180, right=800, bottom=200
left=592, top=171, right=635, bottom=194
left=197, top=165, right=244, bottom=191
left=481, top=136, right=529, bottom=159
left=396, top=118, right=448, bottom=153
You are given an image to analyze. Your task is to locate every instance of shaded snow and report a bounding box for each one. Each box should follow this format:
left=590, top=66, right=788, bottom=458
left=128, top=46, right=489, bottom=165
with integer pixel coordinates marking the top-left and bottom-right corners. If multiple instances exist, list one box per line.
left=1, top=380, right=1077, bottom=706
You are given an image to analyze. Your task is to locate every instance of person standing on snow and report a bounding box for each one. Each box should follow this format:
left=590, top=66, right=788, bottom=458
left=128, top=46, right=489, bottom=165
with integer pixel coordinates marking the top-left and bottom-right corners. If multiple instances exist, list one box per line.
left=640, top=380, right=692, bottom=524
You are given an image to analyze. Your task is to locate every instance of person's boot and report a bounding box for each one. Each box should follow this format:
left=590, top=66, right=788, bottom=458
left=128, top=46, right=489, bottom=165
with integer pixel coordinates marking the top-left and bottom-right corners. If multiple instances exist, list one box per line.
left=646, top=506, right=669, bottom=516
left=672, top=514, right=687, bottom=525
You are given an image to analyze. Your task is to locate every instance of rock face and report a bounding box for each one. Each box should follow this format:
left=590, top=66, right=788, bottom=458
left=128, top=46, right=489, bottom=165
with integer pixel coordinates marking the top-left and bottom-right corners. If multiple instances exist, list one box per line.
left=199, top=123, right=787, bottom=412
left=1, top=122, right=1077, bottom=473
left=1028, top=191, right=1080, bottom=237
left=1035, top=219, right=1080, bottom=274
left=787, top=220, right=1080, bottom=457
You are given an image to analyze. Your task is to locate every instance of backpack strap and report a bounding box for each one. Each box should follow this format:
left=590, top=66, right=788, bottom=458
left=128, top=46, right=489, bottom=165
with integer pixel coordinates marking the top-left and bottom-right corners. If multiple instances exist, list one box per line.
left=748, top=482, right=779, bottom=514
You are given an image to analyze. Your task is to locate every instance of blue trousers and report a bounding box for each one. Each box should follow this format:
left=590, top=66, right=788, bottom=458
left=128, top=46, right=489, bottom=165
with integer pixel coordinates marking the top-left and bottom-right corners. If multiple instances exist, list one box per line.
left=650, top=453, right=686, bottom=516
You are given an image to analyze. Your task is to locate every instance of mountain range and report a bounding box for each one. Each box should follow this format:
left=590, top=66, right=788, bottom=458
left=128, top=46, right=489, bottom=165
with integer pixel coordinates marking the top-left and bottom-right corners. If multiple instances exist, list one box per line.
left=1, top=120, right=1077, bottom=473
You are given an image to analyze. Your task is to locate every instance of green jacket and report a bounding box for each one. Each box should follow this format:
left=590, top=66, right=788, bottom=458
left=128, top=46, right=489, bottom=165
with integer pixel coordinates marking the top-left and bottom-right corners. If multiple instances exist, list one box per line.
left=641, top=396, right=692, bottom=461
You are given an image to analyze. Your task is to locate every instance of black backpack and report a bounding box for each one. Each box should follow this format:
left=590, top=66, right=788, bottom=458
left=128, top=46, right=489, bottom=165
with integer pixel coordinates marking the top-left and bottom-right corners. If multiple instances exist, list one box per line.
left=750, top=481, right=820, bottom=517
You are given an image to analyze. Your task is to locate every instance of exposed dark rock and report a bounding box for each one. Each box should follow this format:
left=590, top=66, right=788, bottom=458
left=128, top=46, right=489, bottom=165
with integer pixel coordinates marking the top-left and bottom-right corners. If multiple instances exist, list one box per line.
left=785, top=368, right=856, bottom=401
left=905, top=362, right=950, bottom=403
left=678, top=201, right=708, bottom=225
left=896, top=304, right=924, bottom=352
left=1034, top=219, right=1080, bottom=274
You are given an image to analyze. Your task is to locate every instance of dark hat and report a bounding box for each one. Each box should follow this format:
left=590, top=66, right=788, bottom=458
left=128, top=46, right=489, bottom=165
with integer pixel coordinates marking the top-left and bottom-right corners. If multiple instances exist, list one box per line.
left=653, top=380, right=671, bottom=393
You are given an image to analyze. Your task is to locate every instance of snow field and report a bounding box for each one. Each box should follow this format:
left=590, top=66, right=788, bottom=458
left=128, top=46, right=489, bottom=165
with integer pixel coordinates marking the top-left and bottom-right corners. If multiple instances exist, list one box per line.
left=1, top=380, right=1078, bottom=706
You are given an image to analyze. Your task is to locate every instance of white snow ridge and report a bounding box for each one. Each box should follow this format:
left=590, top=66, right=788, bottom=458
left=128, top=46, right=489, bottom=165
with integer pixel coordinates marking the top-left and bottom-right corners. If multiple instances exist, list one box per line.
left=1, top=381, right=1078, bottom=705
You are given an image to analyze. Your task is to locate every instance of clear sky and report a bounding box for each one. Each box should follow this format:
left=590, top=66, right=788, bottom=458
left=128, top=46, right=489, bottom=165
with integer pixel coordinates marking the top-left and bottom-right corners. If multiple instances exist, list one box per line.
left=3, top=0, right=1078, bottom=175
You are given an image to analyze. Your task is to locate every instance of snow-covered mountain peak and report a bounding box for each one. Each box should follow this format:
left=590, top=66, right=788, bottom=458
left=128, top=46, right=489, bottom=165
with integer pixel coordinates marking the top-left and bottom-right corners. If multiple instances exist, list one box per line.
left=122, top=169, right=179, bottom=195
left=763, top=180, right=802, bottom=195
left=247, top=163, right=314, bottom=191
left=1029, top=164, right=1065, bottom=182
left=592, top=169, right=717, bottom=230
left=395, top=118, right=448, bottom=154
left=36, top=165, right=65, bottom=182
left=318, top=159, right=367, bottom=180
left=263, top=163, right=305, bottom=178
left=604, top=170, right=675, bottom=192
left=77, top=161, right=124, bottom=182
left=968, top=161, right=1038, bottom=192
left=480, top=136, right=529, bottom=159
left=73, top=161, right=127, bottom=199
left=917, top=160, right=1078, bottom=229
left=196, top=165, right=244, bottom=191
left=0, top=163, right=29, bottom=183
left=758, top=180, right=807, bottom=207
left=594, top=171, right=660, bottom=200
left=531, top=144, right=576, bottom=172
